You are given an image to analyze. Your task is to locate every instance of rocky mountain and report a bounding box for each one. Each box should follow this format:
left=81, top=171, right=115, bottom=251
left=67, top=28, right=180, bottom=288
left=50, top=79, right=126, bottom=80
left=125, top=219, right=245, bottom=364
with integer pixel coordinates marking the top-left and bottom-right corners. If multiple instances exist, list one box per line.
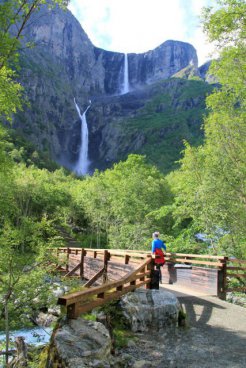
left=12, top=4, right=214, bottom=174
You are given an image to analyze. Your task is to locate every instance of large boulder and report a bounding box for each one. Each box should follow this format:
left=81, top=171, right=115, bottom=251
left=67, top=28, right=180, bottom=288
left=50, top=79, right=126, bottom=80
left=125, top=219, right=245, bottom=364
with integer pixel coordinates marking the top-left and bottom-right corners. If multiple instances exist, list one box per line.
left=120, top=289, right=180, bottom=332
left=52, top=318, right=112, bottom=367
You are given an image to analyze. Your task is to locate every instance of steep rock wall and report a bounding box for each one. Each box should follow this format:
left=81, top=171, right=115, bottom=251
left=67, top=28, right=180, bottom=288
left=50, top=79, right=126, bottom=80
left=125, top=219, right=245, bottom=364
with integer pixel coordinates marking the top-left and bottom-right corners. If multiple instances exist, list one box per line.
left=13, top=3, right=210, bottom=173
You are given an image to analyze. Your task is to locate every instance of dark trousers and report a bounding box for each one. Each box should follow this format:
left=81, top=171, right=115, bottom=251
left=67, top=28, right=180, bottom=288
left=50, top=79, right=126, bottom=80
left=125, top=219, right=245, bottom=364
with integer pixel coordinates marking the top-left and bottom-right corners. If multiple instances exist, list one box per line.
left=156, top=264, right=162, bottom=283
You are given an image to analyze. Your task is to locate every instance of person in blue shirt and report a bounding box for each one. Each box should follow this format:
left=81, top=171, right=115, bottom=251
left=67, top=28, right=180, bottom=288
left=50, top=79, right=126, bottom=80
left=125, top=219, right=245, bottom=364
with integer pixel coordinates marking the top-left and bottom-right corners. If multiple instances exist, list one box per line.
left=152, top=231, right=166, bottom=283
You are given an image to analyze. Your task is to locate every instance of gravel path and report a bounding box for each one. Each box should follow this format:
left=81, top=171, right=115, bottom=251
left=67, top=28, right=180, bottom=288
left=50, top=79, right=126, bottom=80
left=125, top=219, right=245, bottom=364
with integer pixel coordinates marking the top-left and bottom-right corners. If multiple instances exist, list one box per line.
left=117, top=286, right=246, bottom=368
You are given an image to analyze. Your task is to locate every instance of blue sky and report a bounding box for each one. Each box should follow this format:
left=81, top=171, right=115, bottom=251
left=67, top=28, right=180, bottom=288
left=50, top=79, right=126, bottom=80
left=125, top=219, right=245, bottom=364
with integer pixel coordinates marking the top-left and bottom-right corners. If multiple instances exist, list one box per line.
left=68, top=0, right=215, bottom=66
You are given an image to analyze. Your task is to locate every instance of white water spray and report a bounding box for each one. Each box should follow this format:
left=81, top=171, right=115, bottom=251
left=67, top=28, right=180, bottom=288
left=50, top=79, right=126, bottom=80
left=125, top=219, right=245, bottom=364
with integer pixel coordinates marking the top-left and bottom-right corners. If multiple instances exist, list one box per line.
left=121, top=53, right=129, bottom=94
left=74, top=98, right=91, bottom=175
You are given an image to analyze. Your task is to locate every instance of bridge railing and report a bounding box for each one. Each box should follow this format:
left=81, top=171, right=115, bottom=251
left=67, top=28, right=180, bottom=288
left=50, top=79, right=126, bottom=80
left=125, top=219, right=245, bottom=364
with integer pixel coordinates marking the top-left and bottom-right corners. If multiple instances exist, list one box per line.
left=58, top=256, right=153, bottom=318
left=52, top=248, right=245, bottom=306
left=53, top=248, right=152, bottom=282
left=53, top=248, right=226, bottom=272
left=226, top=258, right=246, bottom=293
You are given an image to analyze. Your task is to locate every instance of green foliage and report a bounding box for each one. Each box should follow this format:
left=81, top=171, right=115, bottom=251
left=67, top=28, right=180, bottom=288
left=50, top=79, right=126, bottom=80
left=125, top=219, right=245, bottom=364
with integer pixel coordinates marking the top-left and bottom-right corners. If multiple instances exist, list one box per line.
left=73, top=155, right=172, bottom=249
left=82, top=313, right=97, bottom=322
left=0, top=233, right=52, bottom=329
left=167, top=0, right=246, bottom=257
left=121, top=79, right=213, bottom=173
left=4, top=128, right=60, bottom=170
left=0, top=66, right=23, bottom=120
left=201, top=0, right=246, bottom=49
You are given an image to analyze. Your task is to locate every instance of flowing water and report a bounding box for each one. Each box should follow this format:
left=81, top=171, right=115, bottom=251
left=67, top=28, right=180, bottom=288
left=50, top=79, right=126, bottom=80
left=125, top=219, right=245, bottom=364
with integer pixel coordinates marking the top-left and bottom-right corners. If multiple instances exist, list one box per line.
left=74, top=99, right=91, bottom=175
left=121, top=53, right=129, bottom=94
left=0, top=326, right=52, bottom=346
left=73, top=54, right=128, bottom=176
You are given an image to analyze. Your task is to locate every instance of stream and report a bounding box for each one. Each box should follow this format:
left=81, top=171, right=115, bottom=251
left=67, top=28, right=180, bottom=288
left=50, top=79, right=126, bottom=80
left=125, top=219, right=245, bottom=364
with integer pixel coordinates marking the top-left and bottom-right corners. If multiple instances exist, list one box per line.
left=0, top=326, right=52, bottom=367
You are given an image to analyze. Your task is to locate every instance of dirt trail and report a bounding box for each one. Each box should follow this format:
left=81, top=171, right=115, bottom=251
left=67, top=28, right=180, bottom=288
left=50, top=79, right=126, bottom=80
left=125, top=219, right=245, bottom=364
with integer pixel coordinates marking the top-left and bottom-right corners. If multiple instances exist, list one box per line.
left=118, top=284, right=246, bottom=368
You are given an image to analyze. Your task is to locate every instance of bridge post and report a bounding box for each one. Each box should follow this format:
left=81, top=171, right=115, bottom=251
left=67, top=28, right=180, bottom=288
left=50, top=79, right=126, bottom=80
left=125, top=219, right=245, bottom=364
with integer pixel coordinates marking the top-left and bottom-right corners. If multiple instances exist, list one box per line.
left=147, top=257, right=159, bottom=289
left=145, top=257, right=154, bottom=289
left=103, top=250, right=109, bottom=283
left=218, top=257, right=228, bottom=300
left=67, top=303, right=79, bottom=319
left=66, top=247, right=70, bottom=272
left=80, top=248, right=86, bottom=279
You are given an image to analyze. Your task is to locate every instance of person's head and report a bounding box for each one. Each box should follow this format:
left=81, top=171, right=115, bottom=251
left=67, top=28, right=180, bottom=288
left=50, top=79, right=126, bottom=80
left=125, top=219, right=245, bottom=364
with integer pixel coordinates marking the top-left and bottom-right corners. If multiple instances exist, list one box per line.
left=153, top=231, right=160, bottom=239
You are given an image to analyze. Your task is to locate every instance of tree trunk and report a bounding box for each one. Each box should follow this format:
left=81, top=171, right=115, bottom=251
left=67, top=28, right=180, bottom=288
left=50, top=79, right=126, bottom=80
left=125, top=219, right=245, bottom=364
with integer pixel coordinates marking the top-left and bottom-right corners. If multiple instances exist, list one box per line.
left=9, top=337, right=28, bottom=368
left=4, top=302, right=9, bottom=366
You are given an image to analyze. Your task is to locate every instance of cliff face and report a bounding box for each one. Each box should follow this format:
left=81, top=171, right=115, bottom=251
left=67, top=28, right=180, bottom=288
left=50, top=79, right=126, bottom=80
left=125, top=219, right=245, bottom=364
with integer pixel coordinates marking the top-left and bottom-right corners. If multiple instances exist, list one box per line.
left=88, top=78, right=213, bottom=173
left=128, top=40, right=198, bottom=88
left=13, top=4, right=212, bottom=173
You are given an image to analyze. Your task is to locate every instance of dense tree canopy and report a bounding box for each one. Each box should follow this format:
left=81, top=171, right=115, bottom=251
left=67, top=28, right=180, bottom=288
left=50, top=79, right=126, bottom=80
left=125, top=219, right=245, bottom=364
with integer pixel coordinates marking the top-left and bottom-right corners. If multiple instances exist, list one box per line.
left=167, top=0, right=246, bottom=257
left=72, top=155, right=172, bottom=250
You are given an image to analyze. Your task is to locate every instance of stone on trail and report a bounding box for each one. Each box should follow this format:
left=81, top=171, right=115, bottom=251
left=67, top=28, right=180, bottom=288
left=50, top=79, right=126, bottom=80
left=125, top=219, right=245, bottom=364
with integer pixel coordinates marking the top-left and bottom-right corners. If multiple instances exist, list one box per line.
left=120, top=289, right=180, bottom=332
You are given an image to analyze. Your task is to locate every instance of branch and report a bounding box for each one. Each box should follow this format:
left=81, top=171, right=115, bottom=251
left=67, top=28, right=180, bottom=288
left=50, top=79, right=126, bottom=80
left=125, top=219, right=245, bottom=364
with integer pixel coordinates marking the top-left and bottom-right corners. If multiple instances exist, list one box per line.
left=0, top=0, right=40, bottom=70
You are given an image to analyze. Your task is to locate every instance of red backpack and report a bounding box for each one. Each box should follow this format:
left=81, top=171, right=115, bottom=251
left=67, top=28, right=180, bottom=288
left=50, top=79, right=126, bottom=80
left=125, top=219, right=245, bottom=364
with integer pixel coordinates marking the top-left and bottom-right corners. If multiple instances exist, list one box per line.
left=154, top=248, right=165, bottom=265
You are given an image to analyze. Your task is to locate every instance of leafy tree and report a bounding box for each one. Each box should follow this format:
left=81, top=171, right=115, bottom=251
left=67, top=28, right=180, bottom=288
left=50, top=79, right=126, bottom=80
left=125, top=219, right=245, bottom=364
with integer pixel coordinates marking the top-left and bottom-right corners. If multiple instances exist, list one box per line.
left=0, top=221, right=58, bottom=365
left=168, top=0, right=246, bottom=256
left=0, top=164, right=73, bottom=364
left=200, top=0, right=246, bottom=256
left=74, top=155, right=172, bottom=250
left=0, top=0, right=69, bottom=121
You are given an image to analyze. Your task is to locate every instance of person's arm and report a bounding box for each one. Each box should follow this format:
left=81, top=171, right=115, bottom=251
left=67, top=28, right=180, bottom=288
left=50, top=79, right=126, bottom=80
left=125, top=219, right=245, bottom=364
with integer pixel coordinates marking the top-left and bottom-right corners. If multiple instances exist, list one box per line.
left=152, top=240, right=156, bottom=253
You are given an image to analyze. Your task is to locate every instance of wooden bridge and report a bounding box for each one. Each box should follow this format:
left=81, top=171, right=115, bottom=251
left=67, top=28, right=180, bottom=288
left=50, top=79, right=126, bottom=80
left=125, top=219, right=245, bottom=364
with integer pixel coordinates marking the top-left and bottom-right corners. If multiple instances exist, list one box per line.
left=54, top=247, right=246, bottom=319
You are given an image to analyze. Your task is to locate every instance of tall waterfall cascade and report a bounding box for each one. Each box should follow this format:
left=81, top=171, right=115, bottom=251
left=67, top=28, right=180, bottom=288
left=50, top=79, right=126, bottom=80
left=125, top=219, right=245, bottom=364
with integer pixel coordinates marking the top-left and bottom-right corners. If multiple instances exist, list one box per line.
left=74, top=98, right=91, bottom=175
left=121, top=53, right=130, bottom=94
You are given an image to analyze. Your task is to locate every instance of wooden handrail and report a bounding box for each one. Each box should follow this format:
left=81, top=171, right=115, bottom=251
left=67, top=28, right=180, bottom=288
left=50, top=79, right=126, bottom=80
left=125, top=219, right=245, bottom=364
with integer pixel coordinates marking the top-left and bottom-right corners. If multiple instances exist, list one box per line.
left=167, top=253, right=226, bottom=260
left=170, top=258, right=224, bottom=267
left=52, top=248, right=228, bottom=268
left=227, top=267, right=246, bottom=271
left=228, top=259, right=246, bottom=264
left=58, top=257, right=152, bottom=318
left=58, top=257, right=152, bottom=306
left=55, top=248, right=227, bottom=259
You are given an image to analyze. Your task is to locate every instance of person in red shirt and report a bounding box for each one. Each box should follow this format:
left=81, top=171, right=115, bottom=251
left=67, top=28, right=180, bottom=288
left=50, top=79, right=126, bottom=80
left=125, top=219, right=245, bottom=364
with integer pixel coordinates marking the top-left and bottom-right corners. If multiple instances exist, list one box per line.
left=152, top=231, right=166, bottom=283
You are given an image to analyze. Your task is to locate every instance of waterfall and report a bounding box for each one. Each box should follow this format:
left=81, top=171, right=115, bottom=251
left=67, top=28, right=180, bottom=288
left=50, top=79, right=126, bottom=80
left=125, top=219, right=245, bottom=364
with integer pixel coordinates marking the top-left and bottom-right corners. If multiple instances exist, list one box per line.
left=121, top=53, right=129, bottom=94
left=74, top=98, right=91, bottom=176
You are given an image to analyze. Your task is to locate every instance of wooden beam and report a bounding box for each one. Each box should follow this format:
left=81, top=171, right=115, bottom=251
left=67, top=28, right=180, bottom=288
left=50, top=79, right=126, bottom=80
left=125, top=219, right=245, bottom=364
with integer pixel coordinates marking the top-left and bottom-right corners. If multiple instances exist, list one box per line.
left=69, top=280, right=149, bottom=317
left=226, top=287, right=246, bottom=292
left=64, top=262, right=82, bottom=277
left=66, top=247, right=70, bottom=272
left=227, top=273, right=246, bottom=278
left=80, top=248, right=86, bottom=279
left=228, top=259, right=246, bottom=264
left=168, top=253, right=226, bottom=260
left=174, top=258, right=223, bottom=267
left=84, top=268, right=105, bottom=288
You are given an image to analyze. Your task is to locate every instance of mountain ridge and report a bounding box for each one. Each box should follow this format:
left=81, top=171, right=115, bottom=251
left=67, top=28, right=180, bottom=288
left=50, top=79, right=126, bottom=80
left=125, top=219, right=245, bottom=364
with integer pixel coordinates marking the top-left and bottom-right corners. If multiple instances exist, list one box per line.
left=10, top=3, right=214, bottom=173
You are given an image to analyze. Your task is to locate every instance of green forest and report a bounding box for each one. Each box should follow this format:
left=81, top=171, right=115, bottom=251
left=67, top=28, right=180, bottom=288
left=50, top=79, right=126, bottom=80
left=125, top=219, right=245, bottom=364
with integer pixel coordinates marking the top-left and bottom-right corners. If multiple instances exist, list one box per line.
left=0, top=0, right=245, bottom=360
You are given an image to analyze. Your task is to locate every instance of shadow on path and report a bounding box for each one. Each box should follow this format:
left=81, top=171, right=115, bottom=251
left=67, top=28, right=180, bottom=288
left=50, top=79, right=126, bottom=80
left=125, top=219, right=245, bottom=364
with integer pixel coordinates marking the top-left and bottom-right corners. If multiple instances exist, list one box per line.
left=152, top=285, right=246, bottom=367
